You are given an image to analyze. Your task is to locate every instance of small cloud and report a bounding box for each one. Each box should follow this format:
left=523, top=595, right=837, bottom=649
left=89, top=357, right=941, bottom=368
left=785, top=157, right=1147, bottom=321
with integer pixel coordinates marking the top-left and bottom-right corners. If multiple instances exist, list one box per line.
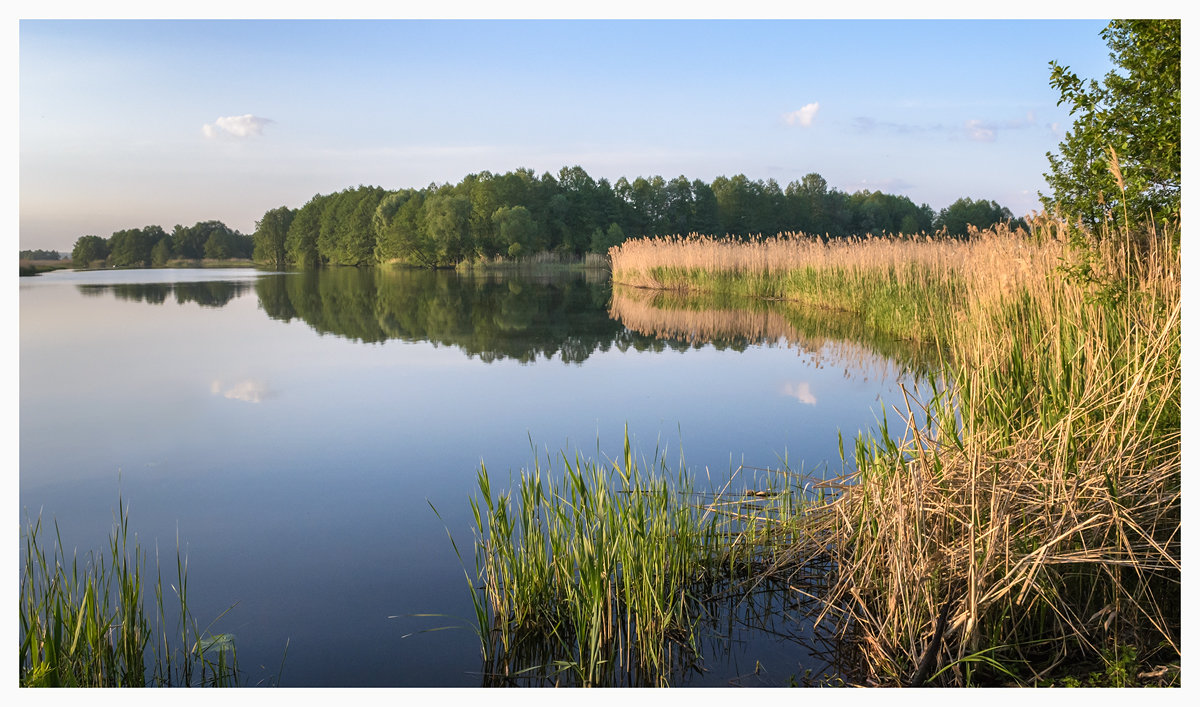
left=781, top=381, right=818, bottom=406
left=211, top=378, right=272, bottom=403
left=202, top=114, right=274, bottom=139
left=965, top=119, right=996, bottom=142
left=784, top=102, right=820, bottom=127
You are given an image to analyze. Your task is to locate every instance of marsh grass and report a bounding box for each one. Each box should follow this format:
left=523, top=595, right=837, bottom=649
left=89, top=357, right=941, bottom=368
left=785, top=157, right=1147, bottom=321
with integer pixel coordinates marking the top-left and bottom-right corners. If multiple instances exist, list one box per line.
left=466, top=433, right=825, bottom=686
left=19, top=259, right=72, bottom=276
left=603, top=217, right=1180, bottom=685
left=19, top=499, right=242, bottom=687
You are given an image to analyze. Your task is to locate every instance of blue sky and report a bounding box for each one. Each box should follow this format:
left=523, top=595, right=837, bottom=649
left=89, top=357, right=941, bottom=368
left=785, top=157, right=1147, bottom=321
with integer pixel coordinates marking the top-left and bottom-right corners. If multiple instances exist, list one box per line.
left=11, top=11, right=1151, bottom=250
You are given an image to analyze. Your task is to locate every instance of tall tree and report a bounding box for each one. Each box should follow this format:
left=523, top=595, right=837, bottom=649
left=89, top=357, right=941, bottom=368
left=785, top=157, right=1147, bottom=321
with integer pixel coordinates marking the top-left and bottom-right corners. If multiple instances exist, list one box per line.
left=422, top=192, right=472, bottom=266
left=935, top=197, right=1016, bottom=238
left=1042, top=20, right=1180, bottom=228
left=492, top=205, right=538, bottom=257
left=287, top=194, right=328, bottom=268
left=71, top=235, right=109, bottom=267
left=253, top=206, right=296, bottom=269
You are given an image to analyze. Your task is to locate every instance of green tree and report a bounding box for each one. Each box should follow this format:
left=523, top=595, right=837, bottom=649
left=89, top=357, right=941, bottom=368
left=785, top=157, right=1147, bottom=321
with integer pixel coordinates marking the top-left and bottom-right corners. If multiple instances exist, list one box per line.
left=422, top=192, right=472, bottom=266
left=374, top=190, right=433, bottom=266
left=589, top=222, right=625, bottom=254
left=20, top=249, right=61, bottom=260
left=1042, top=20, right=1180, bottom=228
left=253, top=206, right=295, bottom=269
left=107, top=226, right=165, bottom=268
left=287, top=195, right=328, bottom=268
left=492, top=205, right=538, bottom=258
left=935, top=197, right=1016, bottom=238
left=171, top=223, right=206, bottom=260
left=71, top=235, right=109, bottom=267
left=150, top=238, right=172, bottom=266
left=203, top=229, right=235, bottom=259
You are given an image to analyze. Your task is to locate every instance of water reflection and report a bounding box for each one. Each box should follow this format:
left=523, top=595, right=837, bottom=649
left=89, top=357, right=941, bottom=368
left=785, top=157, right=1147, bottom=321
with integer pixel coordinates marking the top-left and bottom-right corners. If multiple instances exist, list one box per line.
left=609, top=285, right=934, bottom=380
left=210, top=378, right=273, bottom=403
left=781, top=381, right=818, bottom=406
left=77, top=280, right=255, bottom=308
left=253, top=268, right=677, bottom=363
left=73, top=270, right=932, bottom=377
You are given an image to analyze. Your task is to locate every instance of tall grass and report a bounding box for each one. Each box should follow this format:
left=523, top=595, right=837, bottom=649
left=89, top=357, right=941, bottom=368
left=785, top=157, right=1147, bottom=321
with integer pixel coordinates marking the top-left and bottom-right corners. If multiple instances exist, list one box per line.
left=19, top=499, right=242, bottom=687
left=466, top=433, right=818, bottom=686
left=606, top=216, right=1180, bottom=685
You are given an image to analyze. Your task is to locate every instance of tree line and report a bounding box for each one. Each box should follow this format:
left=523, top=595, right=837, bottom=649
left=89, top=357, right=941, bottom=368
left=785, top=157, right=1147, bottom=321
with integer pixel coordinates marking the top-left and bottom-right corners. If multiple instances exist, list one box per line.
left=248, top=168, right=1021, bottom=270
left=20, top=249, right=64, bottom=261
left=70, top=221, right=253, bottom=268
left=65, top=169, right=1021, bottom=271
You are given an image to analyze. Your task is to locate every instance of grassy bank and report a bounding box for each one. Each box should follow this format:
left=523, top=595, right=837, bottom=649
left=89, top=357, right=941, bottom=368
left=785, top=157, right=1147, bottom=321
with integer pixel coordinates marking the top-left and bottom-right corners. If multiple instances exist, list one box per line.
left=603, top=218, right=1180, bottom=685
left=19, top=500, right=245, bottom=687
left=19, top=259, right=73, bottom=276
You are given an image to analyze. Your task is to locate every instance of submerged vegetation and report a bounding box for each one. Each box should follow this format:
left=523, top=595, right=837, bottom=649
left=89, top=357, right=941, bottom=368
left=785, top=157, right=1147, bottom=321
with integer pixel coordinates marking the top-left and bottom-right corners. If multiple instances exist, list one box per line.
left=19, top=500, right=247, bottom=687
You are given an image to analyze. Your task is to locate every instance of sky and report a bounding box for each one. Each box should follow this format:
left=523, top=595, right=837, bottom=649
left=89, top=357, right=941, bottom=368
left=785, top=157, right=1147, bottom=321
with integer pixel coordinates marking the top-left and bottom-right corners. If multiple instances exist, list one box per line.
left=10, top=5, right=1187, bottom=252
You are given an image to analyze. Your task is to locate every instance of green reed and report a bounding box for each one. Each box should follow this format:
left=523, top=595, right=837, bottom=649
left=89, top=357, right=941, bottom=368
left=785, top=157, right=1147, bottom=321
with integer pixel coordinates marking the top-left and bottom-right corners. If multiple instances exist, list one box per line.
left=467, top=432, right=814, bottom=686
left=19, top=498, right=241, bottom=687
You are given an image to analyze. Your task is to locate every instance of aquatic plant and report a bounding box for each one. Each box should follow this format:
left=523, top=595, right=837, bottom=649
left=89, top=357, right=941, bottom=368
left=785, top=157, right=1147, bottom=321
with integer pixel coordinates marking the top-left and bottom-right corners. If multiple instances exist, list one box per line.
left=19, top=498, right=242, bottom=687
left=466, top=433, right=817, bottom=686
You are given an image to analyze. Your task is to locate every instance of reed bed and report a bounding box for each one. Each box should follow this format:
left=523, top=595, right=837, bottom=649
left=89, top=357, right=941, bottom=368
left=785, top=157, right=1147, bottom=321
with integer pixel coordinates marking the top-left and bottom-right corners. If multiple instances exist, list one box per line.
left=465, top=434, right=820, bottom=686
left=605, top=216, right=1180, bottom=685
left=19, top=500, right=242, bottom=687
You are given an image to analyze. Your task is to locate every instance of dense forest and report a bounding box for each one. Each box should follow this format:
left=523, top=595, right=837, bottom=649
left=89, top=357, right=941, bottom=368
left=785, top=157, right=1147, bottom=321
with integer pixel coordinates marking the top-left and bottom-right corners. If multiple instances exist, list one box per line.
left=69, top=168, right=1022, bottom=270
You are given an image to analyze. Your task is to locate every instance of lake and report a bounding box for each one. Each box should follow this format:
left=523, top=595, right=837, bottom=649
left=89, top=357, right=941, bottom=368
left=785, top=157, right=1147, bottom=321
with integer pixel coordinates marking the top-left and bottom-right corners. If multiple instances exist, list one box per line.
left=19, top=266, right=929, bottom=686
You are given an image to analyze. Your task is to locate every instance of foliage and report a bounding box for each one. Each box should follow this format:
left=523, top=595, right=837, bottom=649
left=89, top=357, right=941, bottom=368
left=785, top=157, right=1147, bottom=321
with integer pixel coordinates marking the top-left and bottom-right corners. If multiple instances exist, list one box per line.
left=253, top=206, right=295, bottom=269
left=934, top=197, right=1020, bottom=238
left=20, top=249, right=62, bottom=261
left=20, top=500, right=242, bottom=687
left=107, top=226, right=166, bottom=268
left=71, top=235, right=110, bottom=267
left=65, top=163, right=1025, bottom=270
left=1042, top=20, right=1181, bottom=228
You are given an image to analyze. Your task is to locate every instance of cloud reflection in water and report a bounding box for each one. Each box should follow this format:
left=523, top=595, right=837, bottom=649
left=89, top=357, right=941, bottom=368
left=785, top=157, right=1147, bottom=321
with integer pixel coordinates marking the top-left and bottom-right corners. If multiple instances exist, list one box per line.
left=210, top=378, right=272, bottom=403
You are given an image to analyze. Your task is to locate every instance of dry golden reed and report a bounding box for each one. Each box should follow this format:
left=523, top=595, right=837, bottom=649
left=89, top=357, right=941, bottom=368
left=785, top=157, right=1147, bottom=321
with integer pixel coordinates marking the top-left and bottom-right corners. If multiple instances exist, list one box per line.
left=609, top=216, right=1181, bottom=685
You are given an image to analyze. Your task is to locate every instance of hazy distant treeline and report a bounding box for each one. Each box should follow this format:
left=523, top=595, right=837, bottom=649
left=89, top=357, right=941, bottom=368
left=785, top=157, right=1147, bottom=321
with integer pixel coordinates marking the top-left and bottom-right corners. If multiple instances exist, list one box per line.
left=70, top=221, right=253, bottom=268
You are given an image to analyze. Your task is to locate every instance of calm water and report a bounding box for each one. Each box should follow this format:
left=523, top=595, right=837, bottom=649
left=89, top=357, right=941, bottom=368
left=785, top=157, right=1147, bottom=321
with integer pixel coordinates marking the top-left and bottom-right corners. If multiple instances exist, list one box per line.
left=19, top=266, right=927, bottom=687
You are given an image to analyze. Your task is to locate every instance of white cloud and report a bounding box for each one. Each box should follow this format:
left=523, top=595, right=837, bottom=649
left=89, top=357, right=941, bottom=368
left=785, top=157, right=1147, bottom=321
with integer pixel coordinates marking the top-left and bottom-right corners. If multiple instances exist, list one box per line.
left=781, top=381, right=818, bottom=406
left=202, top=114, right=274, bottom=139
left=965, top=119, right=995, bottom=142
left=784, top=102, right=820, bottom=127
